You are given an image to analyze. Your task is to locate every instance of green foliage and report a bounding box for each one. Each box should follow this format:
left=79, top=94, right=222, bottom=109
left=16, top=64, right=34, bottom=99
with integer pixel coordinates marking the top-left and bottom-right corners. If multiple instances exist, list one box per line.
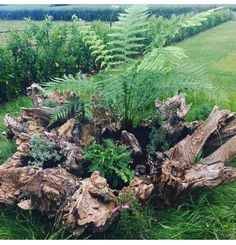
left=67, top=15, right=98, bottom=73
left=107, top=5, right=149, bottom=66
left=186, top=103, right=213, bottom=122
left=29, top=135, right=61, bottom=168
left=147, top=113, right=169, bottom=154
left=138, top=46, right=188, bottom=72
left=45, top=73, right=94, bottom=102
left=90, top=20, right=111, bottom=44
left=147, top=7, right=232, bottom=47
left=49, top=97, right=85, bottom=126
left=41, top=99, right=57, bottom=108
left=109, top=191, right=153, bottom=239
left=0, top=7, right=231, bottom=103
left=82, top=139, right=134, bottom=189
left=95, top=54, right=219, bottom=129
left=0, top=47, right=20, bottom=103
left=0, top=15, right=101, bottom=103
left=44, top=5, right=227, bottom=130
left=82, top=29, right=112, bottom=68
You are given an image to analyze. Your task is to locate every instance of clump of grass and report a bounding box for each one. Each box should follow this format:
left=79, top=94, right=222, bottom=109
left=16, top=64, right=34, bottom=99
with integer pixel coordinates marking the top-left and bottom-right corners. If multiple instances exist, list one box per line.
left=0, top=205, right=73, bottom=240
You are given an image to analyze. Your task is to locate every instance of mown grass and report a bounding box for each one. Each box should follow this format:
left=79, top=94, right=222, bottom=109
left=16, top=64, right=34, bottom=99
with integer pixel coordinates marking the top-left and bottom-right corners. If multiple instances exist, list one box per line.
left=177, top=20, right=236, bottom=113
left=1, top=21, right=236, bottom=239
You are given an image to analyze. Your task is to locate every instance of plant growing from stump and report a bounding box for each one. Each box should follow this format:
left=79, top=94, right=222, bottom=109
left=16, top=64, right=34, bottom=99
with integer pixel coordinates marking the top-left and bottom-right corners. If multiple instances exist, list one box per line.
left=82, top=139, right=134, bottom=189
left=29, top=135, right=61, bottom=168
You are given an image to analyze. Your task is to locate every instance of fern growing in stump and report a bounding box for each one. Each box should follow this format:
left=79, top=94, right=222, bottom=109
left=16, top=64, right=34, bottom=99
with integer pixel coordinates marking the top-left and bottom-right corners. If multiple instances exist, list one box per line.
left=45, top=5, right=227, bottom=129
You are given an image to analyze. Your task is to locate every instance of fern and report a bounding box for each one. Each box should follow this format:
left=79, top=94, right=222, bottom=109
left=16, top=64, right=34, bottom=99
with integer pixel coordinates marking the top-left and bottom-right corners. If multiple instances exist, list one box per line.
left=49, top=97, right=85, bottom=126
left=156, top=63, right=228, bottom=103
left=82, top=30, right=112, bottom=68
left=137, top=46, right=188, bottom=72
left=44, top=73, right=94, bottom=103
left=107, top=5, right=149, bottom=66
left=44, top=6, right=227, bottom=129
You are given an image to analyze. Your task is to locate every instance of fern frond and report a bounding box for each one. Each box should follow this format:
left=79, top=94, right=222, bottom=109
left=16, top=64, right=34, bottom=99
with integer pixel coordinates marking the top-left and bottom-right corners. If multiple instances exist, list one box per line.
left=138, top=46, right=188, bottom=73
left=156, top=63, right=228, bottom=103
left=44, top=73, right=94, bottom=103
left=81, top=30, right=112, bottom=68
left=107, top=5, right=149, bottom=66
left=49, top=97, right=85, bottom=126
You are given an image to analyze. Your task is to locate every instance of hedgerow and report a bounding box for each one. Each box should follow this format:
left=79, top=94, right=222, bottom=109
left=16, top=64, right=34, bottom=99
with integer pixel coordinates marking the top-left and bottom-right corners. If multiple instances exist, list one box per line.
left=0, top=4, right=216, bottom=21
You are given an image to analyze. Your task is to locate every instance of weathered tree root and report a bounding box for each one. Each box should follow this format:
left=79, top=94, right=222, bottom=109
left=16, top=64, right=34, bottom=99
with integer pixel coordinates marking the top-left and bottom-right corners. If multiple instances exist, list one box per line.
left=1, top=86, right=236, bottom=235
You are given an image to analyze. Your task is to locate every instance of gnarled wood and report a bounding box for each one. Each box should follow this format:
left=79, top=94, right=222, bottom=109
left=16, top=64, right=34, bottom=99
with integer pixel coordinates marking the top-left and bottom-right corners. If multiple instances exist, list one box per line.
left=169, top=107, right=233, bottom=164
left=0, top=166, right=116, bottom=235
left=121, top=130, right=142, bottom=156
left=1, top=89, right=236, bottom=235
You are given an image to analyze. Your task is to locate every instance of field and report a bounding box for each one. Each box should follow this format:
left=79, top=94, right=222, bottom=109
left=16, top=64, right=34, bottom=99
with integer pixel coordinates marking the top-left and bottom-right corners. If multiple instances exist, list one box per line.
left=0, top=19, right=236, bottom=239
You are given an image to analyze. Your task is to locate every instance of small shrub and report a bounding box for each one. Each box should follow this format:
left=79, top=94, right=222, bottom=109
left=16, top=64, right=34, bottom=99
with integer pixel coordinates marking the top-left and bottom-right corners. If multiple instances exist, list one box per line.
left=0, top=47, right=21, bottom=103
left=82, top=139, right=134, bottom=189
left=109, top=191, right=153, bottom=239
left=29, top=135, right=61, bottom=168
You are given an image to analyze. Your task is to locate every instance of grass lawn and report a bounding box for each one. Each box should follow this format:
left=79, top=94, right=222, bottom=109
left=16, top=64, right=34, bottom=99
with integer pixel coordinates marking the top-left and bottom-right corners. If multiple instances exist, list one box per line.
left=177, top=20, right=236, bottom=112
left=1, top=21, right=236, bottom=239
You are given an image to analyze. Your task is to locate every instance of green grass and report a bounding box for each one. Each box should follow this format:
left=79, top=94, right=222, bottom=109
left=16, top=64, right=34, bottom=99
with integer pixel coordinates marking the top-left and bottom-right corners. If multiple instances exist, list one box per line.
left=177, top=21, right=236, bottom=112
left=1, top=21, right=236, bottom=239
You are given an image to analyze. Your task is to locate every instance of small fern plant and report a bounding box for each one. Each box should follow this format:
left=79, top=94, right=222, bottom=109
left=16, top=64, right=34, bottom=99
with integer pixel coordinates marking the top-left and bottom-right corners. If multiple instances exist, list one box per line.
left=82, top=139, right=134, bottom=189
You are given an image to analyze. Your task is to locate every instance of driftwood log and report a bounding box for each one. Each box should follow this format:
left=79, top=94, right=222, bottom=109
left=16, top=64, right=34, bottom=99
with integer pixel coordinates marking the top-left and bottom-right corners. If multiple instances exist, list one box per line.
left=0, top=84, right=236, bottom=235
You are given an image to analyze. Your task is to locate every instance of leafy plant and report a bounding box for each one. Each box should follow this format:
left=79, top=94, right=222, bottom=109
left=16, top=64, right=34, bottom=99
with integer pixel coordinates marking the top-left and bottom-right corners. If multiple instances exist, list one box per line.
left=109, top=191, right=153, bottom=239
left=48, top=97, right=85, bottom=126
left=82, top=139, right=134, bottom=189
left=82, top=29, right=112, bottom=69
left=107, top=5, right=149, bottom=66
left=45, top=5, right=227, bottom=130
left=29, top=135, right=61, bottom=168
left=95, top=52, right=220, bottom=129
